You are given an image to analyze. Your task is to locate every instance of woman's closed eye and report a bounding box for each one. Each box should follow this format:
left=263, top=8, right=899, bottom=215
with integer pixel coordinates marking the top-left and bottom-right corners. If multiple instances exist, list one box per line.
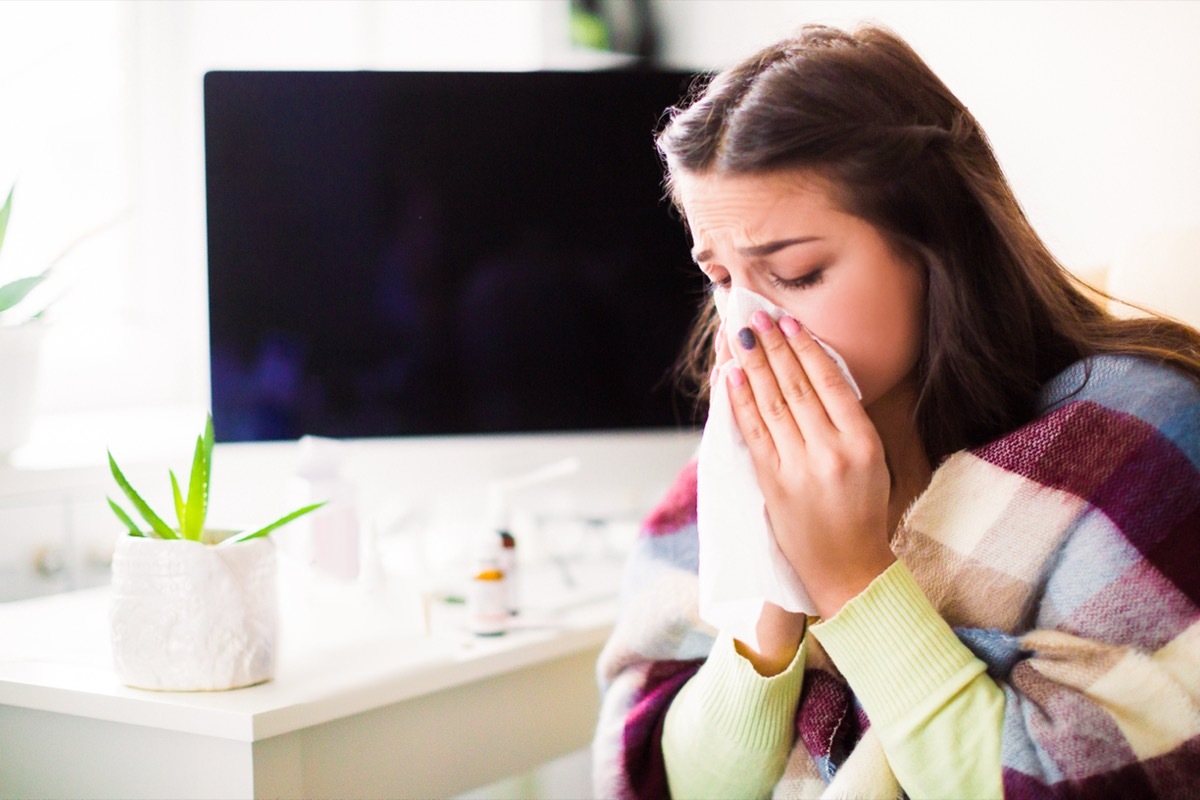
left=706, top=274, right=732, bottom=293
left=770, top=268, right=825, bottom=290
left=698, top=264, right=825, bottom=293
left=700, top=265, right=732, bottom=292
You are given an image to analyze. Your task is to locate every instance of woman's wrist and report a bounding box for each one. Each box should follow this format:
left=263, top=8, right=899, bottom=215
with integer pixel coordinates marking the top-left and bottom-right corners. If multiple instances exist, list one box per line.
left=734, top=602, right=808, bottom=676
left=808, top=548, right=897, bottom=620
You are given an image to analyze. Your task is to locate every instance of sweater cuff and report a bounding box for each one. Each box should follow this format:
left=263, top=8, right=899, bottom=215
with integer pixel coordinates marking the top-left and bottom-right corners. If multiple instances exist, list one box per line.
left=680, top=630, right=806, bottom=751
left=809, top=560, right=978, bottom=727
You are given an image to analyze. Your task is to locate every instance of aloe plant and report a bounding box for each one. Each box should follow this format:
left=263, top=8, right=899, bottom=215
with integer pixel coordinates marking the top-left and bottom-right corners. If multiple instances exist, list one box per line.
left=0, top=186, right=49, bottom=318
left=107, top=413, right=325, bottom=546
left=0, top=184, right=125, bottom=323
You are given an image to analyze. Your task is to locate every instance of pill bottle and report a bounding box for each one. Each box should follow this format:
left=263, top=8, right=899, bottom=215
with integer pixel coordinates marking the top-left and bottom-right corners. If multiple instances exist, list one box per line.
left=468, top=550, right=508, bottom=637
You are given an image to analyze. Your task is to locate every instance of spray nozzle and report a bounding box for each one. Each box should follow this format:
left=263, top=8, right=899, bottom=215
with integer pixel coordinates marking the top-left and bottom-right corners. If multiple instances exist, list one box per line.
left=484, top=456, right=581, bottom=533
left=294, top=435, right=347, bottom=481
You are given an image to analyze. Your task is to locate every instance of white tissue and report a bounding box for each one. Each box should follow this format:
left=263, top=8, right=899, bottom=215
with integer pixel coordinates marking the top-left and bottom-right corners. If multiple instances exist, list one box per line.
left=697, top=288, right=860, bottom=650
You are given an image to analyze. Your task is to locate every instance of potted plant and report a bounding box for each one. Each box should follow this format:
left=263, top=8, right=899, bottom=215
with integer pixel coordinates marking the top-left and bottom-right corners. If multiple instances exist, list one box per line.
left=106, top=413, right=324, bottom=691
left=0, top=185, right=51, bottom=458
left=0, top=184, right=118, bottom=458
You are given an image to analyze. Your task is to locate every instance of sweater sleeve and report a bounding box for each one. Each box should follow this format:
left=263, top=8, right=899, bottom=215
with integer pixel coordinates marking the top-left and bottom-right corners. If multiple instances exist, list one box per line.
left=811, top=560, right=1005, bottom=800
left=661, top=630, right=807, bottom=800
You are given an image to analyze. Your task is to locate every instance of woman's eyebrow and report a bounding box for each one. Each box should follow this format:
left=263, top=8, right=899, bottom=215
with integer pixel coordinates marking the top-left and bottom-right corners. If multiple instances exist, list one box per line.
left=738, top=236, right=822, bottom=258
left=691, top=236, right=822, bottom=264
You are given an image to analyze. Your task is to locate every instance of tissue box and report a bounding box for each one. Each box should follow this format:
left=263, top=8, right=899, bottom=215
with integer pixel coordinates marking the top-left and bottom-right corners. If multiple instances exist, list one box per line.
left=109, top=534, right=278, bottom=691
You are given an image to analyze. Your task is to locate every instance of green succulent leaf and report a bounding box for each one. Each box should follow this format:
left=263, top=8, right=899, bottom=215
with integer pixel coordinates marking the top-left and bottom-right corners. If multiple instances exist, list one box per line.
left=183, top=415, right=214, bottom=541
left=107, top=497, right=145, bottom=538
left=204, top=413, right=215, bottom=469
left=0, top=275, right=46, bottom=314
left=221, top=502, right=326, bottom=547
left=0, top=185, right=11, bottom=256
left=108, top=450, right=177, bottom=540
left=169, top=470, right=186, bottom=533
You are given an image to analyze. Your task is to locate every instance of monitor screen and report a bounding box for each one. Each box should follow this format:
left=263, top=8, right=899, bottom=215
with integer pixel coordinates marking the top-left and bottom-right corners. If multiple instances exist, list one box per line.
left=203, top=69, right=706, bottom=442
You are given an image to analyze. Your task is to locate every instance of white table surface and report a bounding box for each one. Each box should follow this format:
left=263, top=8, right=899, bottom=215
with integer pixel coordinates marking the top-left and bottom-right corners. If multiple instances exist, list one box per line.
left=0, top=556, right=623, bottom=798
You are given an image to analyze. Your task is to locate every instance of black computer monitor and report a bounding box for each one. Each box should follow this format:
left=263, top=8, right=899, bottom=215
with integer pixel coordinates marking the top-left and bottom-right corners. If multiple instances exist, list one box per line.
left=203, top=69, right=706, bottom=442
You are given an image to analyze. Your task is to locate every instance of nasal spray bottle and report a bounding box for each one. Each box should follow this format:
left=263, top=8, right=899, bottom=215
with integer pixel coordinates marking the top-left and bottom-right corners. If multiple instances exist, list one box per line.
left=469, top=457, right=581, bottom=635
left=285, top=436, right=361, bottom=582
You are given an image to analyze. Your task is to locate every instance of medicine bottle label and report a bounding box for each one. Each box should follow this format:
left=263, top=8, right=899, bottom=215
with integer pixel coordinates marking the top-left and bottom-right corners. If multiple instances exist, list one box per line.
left=469, top=569, right=508, bottom=636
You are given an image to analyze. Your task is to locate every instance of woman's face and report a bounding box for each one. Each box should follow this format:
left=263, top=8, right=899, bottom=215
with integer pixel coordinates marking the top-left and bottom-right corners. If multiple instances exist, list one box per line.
left=675, top=169, right=926, bottom=408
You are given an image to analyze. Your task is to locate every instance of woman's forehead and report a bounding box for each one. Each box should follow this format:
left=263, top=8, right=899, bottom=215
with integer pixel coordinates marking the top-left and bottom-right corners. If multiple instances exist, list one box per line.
left=674, top=170, right=842, bottom=253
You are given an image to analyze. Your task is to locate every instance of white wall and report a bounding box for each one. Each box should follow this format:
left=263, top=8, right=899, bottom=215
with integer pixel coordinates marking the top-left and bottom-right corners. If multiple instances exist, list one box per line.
left=650, top=0, right=1200, bottom=324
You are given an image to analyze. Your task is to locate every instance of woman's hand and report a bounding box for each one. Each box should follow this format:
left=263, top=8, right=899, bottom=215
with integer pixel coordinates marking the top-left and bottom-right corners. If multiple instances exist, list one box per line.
left=734, top=601, right=809, bottom=677
left=711, top=319, right=812, bottom=670
left=726, top=310, right=895, bottom=620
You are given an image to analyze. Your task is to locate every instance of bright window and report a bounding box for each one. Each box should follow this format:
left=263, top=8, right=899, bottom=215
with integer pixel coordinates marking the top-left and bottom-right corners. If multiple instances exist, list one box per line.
left=1, top=0, right=559, bottom=468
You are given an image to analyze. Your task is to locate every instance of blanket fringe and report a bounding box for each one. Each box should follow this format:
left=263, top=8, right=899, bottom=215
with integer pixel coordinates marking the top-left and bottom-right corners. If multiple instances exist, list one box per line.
left=820, top=727, right=902, bottom=800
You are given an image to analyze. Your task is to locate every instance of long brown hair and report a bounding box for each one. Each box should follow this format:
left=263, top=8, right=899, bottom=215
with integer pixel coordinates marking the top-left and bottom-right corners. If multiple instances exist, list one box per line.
left=659, top=24, right=1200, bottom=463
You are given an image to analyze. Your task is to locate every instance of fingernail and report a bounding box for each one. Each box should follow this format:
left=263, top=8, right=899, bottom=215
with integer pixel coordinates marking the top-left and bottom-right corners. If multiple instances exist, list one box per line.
left=779, top=315, right=801, bottom=337
left=737, top=327, right=756, bottom=350
left=750, top=310, right=772, bottom=333
left=728, top=367, right=746, bottom=387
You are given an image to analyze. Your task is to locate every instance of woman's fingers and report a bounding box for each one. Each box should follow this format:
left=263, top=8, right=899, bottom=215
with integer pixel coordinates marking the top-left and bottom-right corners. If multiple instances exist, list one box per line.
left=722, top=317, right=786, bottom=472
left=710, top=322, right=733, bottom=385
left=725, top=362, right=781, bottom=471
left=740, top=311, right=837, bottom=441
left=716, top=321, right=732, bottom=364
left=725, top=309, right=873, bottom=472
left=781, top=320, right=869, bottom=435
left=728, top=312, right=805, bottom=451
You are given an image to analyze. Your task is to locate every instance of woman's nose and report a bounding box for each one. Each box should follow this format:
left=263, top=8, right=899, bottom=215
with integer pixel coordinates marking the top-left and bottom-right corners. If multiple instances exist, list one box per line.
left=725, top=269, right=755, bottom=294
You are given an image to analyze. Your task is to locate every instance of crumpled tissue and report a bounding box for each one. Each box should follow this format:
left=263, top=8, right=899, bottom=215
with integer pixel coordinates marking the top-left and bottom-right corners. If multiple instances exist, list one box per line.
left=109, top=534, right=278, bottom=691
left=697, top=287, right=861, bottom=650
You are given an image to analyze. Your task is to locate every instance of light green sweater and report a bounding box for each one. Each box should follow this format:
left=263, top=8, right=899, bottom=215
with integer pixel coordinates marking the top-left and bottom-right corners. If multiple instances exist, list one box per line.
left=661, top=560, right=1005, bottom=799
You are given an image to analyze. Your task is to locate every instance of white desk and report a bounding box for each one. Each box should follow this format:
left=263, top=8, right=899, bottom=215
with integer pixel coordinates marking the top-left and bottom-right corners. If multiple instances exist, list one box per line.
left=0, top=560, right=621, bottom=799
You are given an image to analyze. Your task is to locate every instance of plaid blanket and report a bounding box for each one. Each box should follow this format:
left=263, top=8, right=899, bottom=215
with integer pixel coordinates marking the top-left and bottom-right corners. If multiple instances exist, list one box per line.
left=593, top=355, right=1200, bottom=798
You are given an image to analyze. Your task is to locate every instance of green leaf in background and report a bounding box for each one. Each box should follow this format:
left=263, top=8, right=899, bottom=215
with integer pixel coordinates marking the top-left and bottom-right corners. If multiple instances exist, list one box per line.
left=0, top=274, right=46, bottom=314
left=107, top=497, right=145, bottom=538
left=183, top=414, right=214, bottom=541
left=169, top=470, right=186, bottom=534
left=0, top=185, right=11, bottom=256
left=221, top=502, right=326, bottom=547
left=108, top=450, right=177, bottom=540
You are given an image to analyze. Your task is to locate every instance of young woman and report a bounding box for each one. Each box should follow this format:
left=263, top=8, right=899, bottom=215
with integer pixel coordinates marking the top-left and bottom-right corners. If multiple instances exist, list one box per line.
left=593, top=24, right=1200, bottom=799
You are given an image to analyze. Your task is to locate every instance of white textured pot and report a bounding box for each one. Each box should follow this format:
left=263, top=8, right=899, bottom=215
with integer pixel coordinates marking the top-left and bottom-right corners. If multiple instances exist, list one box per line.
left=109, top=534, right=278, bottom=691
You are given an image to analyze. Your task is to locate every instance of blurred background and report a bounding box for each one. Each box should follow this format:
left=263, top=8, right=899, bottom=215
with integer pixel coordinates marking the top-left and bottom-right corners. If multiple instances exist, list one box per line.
left=1, top=0, right=1198, bottom=467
